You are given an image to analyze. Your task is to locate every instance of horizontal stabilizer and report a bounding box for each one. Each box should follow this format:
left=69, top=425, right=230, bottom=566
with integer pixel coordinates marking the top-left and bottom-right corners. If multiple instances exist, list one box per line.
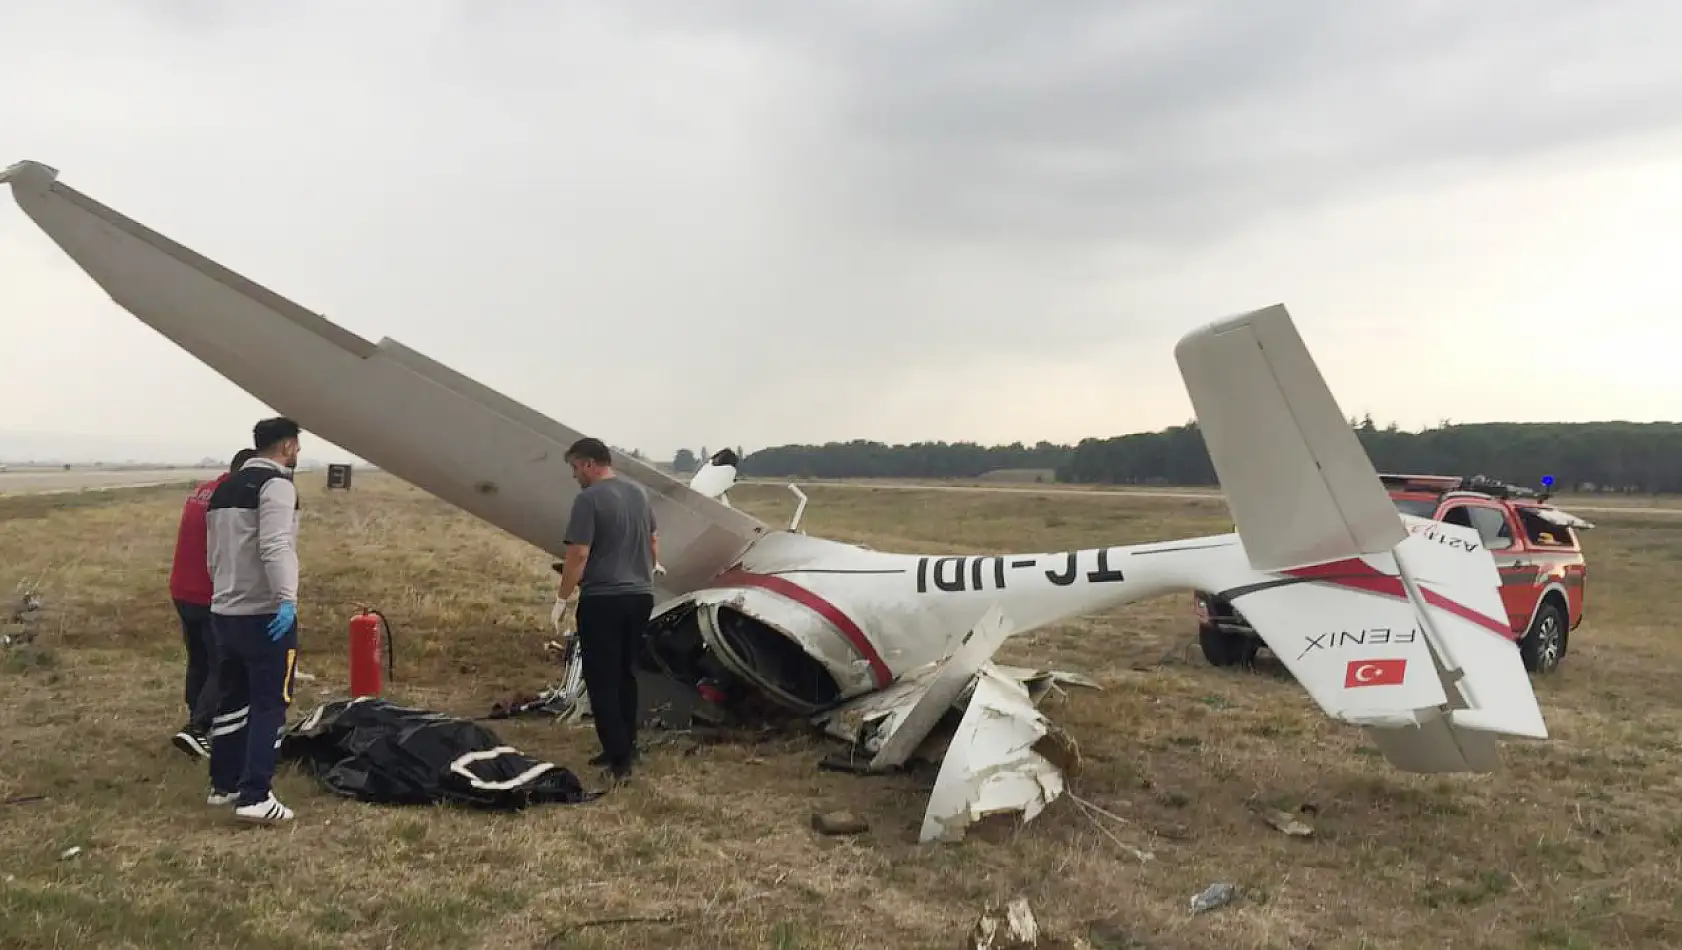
left=1221, top=554, right=1452, bottom=723
left=1221, top=517, right=1546, bottom=772
left=1174, top=304, right=1407, bottom=572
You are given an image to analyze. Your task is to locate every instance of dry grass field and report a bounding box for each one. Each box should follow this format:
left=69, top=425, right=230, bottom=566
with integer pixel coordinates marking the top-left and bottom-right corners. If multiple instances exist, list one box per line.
left=2, top=472, right=1680, bottom=950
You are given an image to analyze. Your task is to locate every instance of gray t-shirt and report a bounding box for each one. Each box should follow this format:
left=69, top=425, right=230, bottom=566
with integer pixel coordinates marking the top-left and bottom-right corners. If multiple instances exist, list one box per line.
left=563, top=476, right=657, bottom=597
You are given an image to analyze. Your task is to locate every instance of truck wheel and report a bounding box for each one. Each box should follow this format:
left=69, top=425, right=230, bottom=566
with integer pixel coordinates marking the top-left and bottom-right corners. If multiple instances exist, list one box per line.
left=1519, top=601, right=1566, bottom=674
left=1199, top=626, right=1259, bottom=668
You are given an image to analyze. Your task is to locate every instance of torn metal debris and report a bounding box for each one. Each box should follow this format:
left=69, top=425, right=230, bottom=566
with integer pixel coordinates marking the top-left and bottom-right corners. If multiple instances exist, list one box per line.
left=509, top=600, right=1103, bottom=843
left=921, top=667, right=1070, bottom=843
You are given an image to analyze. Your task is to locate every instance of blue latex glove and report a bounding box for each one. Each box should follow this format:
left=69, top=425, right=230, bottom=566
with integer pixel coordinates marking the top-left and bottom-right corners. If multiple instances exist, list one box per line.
left=268, top=602, right=296, bottom=641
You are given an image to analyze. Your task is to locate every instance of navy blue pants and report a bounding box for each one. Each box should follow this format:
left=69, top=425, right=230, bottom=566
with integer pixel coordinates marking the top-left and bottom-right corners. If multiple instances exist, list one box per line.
left=175, top=599, right=218, bottom=731
left=207, top=612, right=299, bottom=805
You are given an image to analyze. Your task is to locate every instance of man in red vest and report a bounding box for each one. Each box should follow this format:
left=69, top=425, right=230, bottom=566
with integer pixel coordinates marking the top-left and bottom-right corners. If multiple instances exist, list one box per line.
left=170, top=448, right=256, bottom=758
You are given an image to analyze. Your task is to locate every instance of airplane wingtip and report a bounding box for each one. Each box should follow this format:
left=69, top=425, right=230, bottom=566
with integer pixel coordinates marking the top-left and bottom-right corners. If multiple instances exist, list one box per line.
left=0, top=160, right=59, bottom=191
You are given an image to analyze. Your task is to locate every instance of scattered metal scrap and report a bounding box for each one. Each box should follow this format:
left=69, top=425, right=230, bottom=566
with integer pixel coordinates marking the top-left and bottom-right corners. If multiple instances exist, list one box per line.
left=920, top=667, right=1070, bottom=843
left=808, top=606, right=1105, bottom=843
left=502, top=602, right=1106, bottom=843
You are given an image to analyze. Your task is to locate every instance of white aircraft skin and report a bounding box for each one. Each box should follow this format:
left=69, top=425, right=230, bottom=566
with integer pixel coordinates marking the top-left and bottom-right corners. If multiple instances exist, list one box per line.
left=2, top=161, right=1551, bottom=833
left=674, top=502, right=1545, bottom=741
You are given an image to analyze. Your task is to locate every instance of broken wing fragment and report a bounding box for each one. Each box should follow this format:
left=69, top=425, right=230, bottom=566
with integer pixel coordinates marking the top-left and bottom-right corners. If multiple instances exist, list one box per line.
left=869, top=604, right=1015, bottom=771
left=920, top=666, right=1070, bottom=843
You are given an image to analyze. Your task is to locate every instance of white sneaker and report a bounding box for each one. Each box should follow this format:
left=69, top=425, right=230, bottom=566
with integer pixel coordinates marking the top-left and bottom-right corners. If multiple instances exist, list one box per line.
left=233, top=794, right=294, bottom=824
left=207, top=789, right=239, bottom=807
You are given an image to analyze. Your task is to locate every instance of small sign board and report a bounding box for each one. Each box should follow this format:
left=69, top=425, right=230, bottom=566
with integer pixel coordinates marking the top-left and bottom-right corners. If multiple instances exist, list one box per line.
left=326, top=464, right=353, bottom=491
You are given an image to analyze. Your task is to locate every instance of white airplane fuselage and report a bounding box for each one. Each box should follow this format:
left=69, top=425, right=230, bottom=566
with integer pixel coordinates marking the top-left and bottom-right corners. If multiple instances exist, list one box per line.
left=655, top=529, right=1252, bottom=712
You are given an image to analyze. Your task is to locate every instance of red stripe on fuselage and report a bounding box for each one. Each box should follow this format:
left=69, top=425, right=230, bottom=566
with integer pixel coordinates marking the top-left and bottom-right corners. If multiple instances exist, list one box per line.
left=713, top=570, right=892, bottom=688
left=1282, top=558, right=1510, bottom=638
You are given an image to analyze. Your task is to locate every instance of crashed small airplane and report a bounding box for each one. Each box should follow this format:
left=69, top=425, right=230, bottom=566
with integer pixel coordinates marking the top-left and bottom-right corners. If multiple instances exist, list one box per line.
left=3, top=160, right=1549, bottom=842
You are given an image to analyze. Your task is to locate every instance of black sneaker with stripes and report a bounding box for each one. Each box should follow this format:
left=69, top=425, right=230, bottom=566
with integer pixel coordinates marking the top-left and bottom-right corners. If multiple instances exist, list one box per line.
left=171, top=724, right=210, bottom=759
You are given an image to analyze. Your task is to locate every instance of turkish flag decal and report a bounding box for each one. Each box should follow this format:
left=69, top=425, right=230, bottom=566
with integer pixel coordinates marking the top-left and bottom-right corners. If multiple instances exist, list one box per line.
left=1344, top=659, right=1407, bottom=688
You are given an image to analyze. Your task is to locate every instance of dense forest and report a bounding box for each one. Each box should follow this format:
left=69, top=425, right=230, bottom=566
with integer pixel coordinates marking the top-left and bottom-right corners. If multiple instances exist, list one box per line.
left=736, top=440, right=1068, bottom=481
left=724, top=420, right=1682, bottom=493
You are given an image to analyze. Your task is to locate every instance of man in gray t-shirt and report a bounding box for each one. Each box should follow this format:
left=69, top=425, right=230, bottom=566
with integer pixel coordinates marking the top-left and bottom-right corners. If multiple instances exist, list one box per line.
left=556, top=437, right=658, bottom=780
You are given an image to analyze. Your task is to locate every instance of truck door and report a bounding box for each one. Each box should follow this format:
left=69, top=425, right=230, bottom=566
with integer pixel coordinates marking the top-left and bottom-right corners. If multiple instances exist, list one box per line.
left=1438, top=500, right=1527, bottom=634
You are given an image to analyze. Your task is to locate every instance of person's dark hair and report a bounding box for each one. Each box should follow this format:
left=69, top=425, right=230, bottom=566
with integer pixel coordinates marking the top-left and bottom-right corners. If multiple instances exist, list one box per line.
left=565, top=437, right=612, bottom=466
left=229, top=448, right=257, bottom=472
left=253, top=416, right=301, bottom=453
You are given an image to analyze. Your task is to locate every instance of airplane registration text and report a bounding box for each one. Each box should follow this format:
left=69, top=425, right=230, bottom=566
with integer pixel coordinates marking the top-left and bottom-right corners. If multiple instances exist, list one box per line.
left=915, top=549, right=1126, bottom=594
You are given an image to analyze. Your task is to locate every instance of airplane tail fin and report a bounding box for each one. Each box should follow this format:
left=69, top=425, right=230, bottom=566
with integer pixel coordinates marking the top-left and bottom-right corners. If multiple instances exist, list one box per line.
left=1174, top=305, right=1547, bottom=772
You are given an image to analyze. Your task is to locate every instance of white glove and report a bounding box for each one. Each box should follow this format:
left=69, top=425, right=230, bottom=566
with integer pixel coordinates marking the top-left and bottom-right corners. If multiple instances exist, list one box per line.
left=654, top=561, right=667, bottom=577
left=551, top=595, right=578, bottom=636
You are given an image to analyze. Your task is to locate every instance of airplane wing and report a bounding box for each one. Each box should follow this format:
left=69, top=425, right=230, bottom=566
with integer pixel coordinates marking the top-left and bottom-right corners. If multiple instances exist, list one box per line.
left=0, top=160, right=769, bottom=595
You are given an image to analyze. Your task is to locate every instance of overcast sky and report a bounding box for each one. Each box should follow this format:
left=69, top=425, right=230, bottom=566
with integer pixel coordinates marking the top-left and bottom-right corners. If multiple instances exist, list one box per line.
left=3, top=0, right=1680, bottom=464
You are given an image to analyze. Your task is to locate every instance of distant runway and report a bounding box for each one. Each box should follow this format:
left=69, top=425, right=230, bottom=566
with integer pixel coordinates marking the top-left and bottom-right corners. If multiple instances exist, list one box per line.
left=0, top=468, right=223, bottom=496
left=749, top=478, right=1682, bottom=518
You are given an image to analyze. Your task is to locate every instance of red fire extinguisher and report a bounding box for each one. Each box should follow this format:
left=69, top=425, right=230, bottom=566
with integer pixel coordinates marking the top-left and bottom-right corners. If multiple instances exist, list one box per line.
left=348, top=607, right=394, bottom=698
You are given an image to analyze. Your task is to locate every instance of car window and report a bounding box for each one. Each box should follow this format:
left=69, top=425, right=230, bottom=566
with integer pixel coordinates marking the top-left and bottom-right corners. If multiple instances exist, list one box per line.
left=1516, top=508, right=1577, bottom=548
left=1464, top=506, right=1515, bottom=550
left=1393, top=498, right=1439, bottom=518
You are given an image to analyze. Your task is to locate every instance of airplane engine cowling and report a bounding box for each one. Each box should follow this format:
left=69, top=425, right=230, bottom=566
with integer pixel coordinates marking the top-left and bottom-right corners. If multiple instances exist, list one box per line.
left=648, top=584, right=879, bottom=713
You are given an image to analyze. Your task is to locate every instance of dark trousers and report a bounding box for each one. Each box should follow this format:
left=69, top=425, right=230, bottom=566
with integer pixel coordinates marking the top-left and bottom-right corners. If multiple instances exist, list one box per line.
left=175, top=598, right=218, bottom=731
left=577, top=593, right=653, bottom=767
left=208, top=612, right=299, bottom=805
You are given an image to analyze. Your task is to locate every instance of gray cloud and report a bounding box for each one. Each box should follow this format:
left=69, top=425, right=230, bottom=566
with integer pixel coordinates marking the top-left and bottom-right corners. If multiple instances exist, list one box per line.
left=2, top=1, right=1678, bottom=462
left=654, top=1, right=1682, bottom=248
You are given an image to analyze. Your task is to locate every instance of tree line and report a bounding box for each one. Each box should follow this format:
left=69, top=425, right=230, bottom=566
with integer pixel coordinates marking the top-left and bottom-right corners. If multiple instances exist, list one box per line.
left=727, top=420, right=1682, bottom=493
left=735, top=440, right=1068, bottom=481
